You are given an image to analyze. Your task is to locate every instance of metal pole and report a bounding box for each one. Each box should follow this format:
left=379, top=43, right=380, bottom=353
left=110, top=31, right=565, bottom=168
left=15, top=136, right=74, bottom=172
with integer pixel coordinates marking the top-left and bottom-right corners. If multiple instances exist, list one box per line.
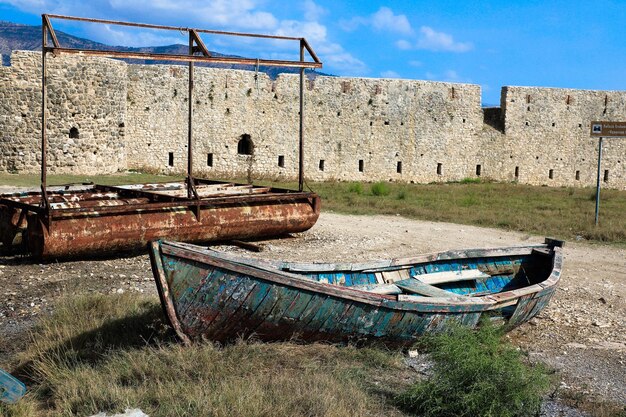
left=41, top=16, right=49, bottom=212
left=298, top=40, right=305, bottom=192
left=595, top=137, right=603, bottom=226
left=187, top=33, right=194, bottom=198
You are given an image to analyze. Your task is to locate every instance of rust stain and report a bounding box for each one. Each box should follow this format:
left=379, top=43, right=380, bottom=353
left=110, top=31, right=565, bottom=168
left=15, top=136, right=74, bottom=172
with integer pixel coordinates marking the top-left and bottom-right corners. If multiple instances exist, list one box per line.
left=1, top=182, right=320, bottom=259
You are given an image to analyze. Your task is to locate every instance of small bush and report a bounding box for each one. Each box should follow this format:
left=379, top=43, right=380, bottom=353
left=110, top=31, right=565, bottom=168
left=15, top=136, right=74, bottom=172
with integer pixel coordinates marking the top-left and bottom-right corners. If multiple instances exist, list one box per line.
left=371, top=182, right=391, bottom=196
left=397, top=189, right=407, bottom=200
left=347, top=182, right=363, bottom=194
left=396, top=321, right=550, bottom=417
left=460, top=177, right=481, bottom=184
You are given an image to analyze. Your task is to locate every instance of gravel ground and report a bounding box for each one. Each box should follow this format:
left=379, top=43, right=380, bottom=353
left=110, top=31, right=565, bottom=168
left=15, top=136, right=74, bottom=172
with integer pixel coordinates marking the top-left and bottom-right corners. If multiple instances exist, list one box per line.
left=1, top=211, right=624, bottom=415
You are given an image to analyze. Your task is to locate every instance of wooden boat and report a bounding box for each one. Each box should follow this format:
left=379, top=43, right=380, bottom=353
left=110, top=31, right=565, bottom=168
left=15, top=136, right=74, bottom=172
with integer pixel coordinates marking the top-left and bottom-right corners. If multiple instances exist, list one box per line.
left=0, top=369, right=26, bottom=404
left=149, top=238, right=563, bottom=347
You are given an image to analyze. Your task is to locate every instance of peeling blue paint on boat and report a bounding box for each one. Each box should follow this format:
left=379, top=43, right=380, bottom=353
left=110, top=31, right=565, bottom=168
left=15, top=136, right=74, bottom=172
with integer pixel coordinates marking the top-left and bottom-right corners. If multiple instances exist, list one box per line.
left=149, top=239, right=563, bottom=347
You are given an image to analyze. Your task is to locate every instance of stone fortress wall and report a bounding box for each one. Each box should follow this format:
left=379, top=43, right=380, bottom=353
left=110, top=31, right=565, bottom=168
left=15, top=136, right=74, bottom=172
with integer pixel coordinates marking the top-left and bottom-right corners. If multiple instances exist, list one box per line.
left=1, top=51, right=625, bottom=189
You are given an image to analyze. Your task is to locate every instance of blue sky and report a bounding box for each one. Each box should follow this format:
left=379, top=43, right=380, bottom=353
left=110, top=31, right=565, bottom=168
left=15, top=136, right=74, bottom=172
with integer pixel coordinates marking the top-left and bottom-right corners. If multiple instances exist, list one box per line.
left=1, top=0, right=625, bottom=104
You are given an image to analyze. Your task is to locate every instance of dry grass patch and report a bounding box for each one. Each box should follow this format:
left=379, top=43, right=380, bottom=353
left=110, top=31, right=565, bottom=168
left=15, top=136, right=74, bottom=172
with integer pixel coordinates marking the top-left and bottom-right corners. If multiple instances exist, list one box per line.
left=298, top=181, right=626, bottom=245
left=0, top=172, right=182, bottom=188
left=2, top=173, right=624, bottom=244
left=1, top=294, right=408, bottom=417
left=559, top=389, right=626, bottom=417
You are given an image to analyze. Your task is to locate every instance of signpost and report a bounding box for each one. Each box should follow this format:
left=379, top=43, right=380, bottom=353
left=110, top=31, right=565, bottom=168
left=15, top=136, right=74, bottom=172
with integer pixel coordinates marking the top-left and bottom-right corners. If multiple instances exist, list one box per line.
left=589, top=121, right=626, bottom=225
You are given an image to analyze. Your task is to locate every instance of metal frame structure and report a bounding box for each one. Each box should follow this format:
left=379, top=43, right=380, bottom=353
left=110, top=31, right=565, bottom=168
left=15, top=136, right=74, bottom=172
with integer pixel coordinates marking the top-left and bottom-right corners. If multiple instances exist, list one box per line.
left=39, top=13, right=321, bottom=211
left=0, top=14, right=323, bottom=259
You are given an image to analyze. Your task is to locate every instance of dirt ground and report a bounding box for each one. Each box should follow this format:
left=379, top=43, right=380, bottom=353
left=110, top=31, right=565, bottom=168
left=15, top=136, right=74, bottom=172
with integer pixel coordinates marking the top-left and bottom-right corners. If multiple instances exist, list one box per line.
left=1, top=211, right=625, bottom=410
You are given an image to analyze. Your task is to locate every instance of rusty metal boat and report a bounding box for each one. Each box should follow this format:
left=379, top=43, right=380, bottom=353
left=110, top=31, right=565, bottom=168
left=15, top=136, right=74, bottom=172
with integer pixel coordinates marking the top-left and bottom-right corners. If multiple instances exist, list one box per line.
left=0, top=14, right=322, bottom=259
left=149, top=238, right=563, bottom=347
left=0, top=181, right=319, bottom=259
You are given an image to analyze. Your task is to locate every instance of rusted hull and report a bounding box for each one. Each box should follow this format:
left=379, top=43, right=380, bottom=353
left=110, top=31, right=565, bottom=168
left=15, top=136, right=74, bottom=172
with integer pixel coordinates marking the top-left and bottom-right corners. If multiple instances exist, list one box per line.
left=149, top=239, right=563, bottom=347
left=27, top=197, right=319, bottom=259
left=0, top=182, right=320, bottom=259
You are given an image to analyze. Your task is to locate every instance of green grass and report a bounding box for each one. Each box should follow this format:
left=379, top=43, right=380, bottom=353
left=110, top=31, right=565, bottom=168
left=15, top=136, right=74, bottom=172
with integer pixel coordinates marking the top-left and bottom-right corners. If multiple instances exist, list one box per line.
left=0, top=294, right=408, bottom=417
left=3, top=294, right=622, bottom=417
left=301, top=181, right=625, bottom=244
left=370, top=181, right=391, bottom=196
left=1, top=173, right=624, bottom=244
left=396, top=321, right=551, bottom=417
left=0, top=171, right=183, bottom=188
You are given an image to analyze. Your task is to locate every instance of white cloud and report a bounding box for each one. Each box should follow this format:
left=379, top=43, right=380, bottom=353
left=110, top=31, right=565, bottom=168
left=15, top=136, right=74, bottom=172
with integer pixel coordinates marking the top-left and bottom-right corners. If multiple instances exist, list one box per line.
left=425, top=69, right=471, bottom=83
left=3, top=0, right=279, bottom=30
left=340, top=7, right=412, bottom=35
left=395, top=39, right=412, bottom=50
left=380, top=70, right=400, bottom=78
left=2, top=0, right=365, bottom=74
left=274, top=19, right=366, bottom=73
left=416, top=26, right=473, bottom=52
left=91, top=24, right=184, bottom=48
left=303, top=0, right=326, bottom=21
left=371, top=7, right=412, bottom=34
left=409, top=60, right=422, bottom=67
left=275, top=20, right=327, bottom=42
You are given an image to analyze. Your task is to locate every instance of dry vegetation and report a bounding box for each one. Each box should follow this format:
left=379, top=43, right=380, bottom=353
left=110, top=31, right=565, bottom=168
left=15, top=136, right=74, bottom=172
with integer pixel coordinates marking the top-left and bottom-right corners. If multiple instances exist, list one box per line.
left=304, top=180, right=626, bottom=245
left=1, top=173, right=624, bottom=246
left=0, top=294, right=410, bottom=417
left=1, top=174, right=625, bottom=416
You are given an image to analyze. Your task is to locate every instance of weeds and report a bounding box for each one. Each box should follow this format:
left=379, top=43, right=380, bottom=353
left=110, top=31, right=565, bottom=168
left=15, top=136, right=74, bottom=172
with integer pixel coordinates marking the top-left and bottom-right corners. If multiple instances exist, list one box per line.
left=305, top=181, right=626, bottom=245
left=559, top=389, right=626, bottom=417
left=396, top=321, right=551, bottom=417
left=460, top=177, right=481, bottom=184
left=370, top=181, right=391, bottom=196
left=347, top=182, right=363, bottom=194
left=2, top=174, right=625, bottom=244
left=2, top=294, right=406, bottom=417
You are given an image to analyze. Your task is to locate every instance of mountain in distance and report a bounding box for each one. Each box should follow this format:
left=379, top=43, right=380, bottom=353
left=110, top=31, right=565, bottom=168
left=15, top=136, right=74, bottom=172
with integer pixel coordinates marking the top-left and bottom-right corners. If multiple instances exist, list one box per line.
left=0, top=20, right=330, bottom=79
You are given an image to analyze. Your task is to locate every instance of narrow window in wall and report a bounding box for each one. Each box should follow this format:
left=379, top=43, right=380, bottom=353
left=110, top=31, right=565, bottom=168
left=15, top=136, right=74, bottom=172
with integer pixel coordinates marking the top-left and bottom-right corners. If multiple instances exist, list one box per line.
left=515, top=166, right=519, bottom=179
left=168, top=152, right=174, bottom=167
left=476, top=164, right=482, bottom=176
left=358, top=160, right=364, bottom=172
left=549, top=169, right=554, bottom=179
left=207, top=153, right=213, bottom=167
left=397, top=161, right=402, bottom=174
left=319, top=160, right=325, bottom=171
left=278, top=155, right=285, bottom=168
left=604, top=170, right=609, bottom=182
left=575, top=170, right=580, bottom=180
left=437, top=163, right=442, bottom=175
left=69, top=127, right=79, bottom=139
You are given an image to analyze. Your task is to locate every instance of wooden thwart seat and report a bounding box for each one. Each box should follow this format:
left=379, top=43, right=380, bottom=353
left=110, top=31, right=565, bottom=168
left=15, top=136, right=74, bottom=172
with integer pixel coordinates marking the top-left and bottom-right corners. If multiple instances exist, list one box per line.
left=413, top=269, right=490, bottom=285
left=395, top=279, right=458, bottom=297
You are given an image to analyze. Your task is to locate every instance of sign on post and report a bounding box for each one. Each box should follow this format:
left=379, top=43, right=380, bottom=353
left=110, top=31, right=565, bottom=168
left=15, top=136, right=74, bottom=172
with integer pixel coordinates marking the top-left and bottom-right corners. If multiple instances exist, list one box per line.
left=589, top=121, right=626, bottom=226
left=590, top=121, right=626, bottom=137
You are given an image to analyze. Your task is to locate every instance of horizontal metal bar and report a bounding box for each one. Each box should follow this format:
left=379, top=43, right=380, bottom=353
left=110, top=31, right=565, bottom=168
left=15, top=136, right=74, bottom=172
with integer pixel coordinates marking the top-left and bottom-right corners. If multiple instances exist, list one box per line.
left=46, top=47, right=322, bottom=69
left=48, top=192, right=318, bottom=217
left=0, top=199, right=44, bottom=213
left=45, top=14, right=308, bottom=42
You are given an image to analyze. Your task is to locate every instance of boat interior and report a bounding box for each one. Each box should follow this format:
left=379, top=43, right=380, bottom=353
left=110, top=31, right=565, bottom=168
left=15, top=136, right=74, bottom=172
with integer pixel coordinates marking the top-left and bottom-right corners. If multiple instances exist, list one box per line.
left=279, top=248, right=555, bottom=300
